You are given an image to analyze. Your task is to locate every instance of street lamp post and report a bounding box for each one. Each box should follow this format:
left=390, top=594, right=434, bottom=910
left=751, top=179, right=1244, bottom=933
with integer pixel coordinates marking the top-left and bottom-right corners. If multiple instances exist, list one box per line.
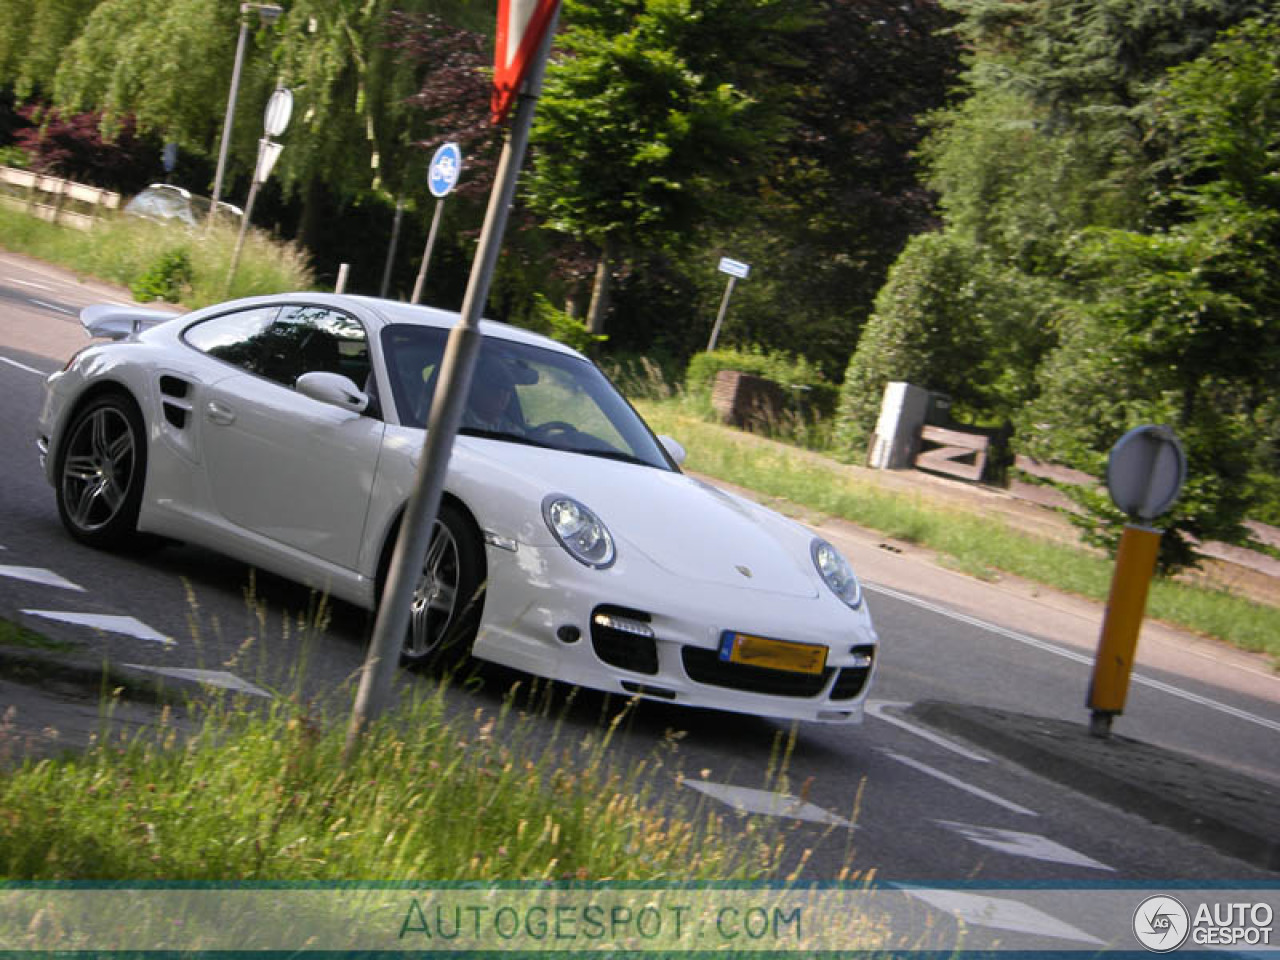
left=209, top=2, right=283, bottom=223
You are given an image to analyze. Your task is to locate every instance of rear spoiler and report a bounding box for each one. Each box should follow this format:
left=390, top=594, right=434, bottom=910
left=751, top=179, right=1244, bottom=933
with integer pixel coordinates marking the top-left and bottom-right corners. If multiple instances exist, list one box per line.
left=80, top=304, right=183, bottom=341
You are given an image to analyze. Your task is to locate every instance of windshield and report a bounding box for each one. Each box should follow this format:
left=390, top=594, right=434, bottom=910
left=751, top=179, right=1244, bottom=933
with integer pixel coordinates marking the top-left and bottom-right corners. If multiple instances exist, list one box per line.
left=382, top=325, right=674, bottom=471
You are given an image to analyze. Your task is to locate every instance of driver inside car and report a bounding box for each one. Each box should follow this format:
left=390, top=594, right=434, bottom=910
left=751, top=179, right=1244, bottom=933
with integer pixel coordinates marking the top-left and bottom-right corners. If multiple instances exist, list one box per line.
left=463, top=356, right=524, bottom=435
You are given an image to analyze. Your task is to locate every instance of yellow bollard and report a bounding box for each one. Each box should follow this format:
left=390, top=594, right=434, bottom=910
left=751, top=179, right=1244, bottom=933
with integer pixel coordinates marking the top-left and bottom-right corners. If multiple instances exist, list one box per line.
left=1087, top=524, right=1162, bottom=737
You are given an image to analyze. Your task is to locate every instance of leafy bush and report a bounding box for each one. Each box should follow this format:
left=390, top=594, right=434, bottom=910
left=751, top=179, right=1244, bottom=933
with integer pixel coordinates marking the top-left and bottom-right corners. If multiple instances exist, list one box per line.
left=520, top=294, right=607, bottom=354
left=685, top=346, right=838, bottom=418
left=130, top=247, right=193, bottom=303
left=834, top=230, right=1060, bottom=461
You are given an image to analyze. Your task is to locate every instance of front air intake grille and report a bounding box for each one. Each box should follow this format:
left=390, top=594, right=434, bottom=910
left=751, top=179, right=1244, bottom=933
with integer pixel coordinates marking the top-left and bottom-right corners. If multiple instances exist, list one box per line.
left=830, top=646, right=875, bottom=700
left=590, top=605, right=659, bottom=675
left=681, top=647, right=832, bottom=698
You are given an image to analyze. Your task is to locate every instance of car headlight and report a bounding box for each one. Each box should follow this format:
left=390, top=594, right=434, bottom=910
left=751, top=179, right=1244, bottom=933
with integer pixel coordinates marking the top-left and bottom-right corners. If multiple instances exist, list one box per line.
left=811, top=538, right=863, bottom=609
left=542, top=495, right=615, bottom=568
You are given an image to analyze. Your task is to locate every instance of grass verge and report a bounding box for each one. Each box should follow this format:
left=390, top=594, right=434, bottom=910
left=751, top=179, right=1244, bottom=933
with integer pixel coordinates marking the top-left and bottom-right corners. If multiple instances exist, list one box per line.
left=0, top=205, right=314, bottom=306
left=0, top=681, right=789, bottom=882
left=639, top=401, right=1280, bottom=665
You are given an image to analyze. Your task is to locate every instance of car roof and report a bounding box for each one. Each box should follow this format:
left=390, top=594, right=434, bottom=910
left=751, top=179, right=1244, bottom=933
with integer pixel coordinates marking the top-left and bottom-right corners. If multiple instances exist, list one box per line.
left=193, top=292, right=585, bottom=360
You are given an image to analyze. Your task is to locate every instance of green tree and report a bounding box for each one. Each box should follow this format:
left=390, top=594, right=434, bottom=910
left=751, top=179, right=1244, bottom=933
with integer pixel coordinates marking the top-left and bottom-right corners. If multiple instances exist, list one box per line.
left=525, top=0, right=807, bottom=335
left=1022, top=18, right=1280, bottom=569
left=0, top=0, right=104, bottom=98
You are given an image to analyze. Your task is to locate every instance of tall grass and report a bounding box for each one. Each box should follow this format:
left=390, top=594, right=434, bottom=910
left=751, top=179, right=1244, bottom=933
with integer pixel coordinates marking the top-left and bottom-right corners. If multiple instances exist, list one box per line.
left=0, top=205, right=313, bottom=305
left=0, top=682, right=787, bottom=882
left=638, top=401, right=1280, bottom=664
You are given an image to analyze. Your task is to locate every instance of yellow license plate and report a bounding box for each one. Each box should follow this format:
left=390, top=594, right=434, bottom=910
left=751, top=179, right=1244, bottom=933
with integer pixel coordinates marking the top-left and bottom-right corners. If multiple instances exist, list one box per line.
left=719, top=631, right=828, bottom=675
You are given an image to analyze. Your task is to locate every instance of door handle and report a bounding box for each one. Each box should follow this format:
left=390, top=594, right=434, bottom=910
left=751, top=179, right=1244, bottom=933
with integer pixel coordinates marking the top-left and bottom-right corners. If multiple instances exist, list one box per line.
left=205, top=401, right=236, bottom=426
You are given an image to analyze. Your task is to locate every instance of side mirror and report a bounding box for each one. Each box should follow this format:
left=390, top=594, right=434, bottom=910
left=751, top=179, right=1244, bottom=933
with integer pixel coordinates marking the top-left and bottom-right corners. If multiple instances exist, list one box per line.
left=295, top=371, right=369, bottom=413
left=658, top=435, right=687, bottom=466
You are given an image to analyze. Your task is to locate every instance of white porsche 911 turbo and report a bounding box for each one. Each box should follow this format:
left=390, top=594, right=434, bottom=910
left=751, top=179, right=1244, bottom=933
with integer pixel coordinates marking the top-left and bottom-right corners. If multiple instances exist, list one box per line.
left=37, top=293, right=878, bottom=722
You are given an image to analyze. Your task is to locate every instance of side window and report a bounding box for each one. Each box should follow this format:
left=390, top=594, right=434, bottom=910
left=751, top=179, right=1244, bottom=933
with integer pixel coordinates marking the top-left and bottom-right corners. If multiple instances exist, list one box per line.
left=185, top=305, right=371, bottom=390
left=184, top=306, right=282, bottom=377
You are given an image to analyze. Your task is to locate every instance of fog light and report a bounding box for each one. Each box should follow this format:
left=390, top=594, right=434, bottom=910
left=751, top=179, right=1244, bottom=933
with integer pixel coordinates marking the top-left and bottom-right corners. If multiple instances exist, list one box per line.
left=557, top=625, right=581, bottom=644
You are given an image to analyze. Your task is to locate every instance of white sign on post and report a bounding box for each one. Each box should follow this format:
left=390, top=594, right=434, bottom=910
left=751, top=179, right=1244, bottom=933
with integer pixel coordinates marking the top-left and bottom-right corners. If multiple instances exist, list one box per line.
left=718, top=256, right=751, bottom=279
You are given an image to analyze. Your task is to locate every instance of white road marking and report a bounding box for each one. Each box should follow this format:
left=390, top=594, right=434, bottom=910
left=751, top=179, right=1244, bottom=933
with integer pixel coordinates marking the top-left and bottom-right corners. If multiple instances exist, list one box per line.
left=28, top=298, right=76, bottom=316
left=866, top=700, right=990, bottom=763
left=682, top=779, right=852, bottom=827
left=22, top=610, right=175, bottom=646
left=0, top=565, right=85, bottom=591
left=880, top=750, right=1037, bottom=816
left=0, top=355, right=46, bottom=376
left=900, top=888, right=1105, bottom=945
left=935, top=819, right=1115, bottom=872
left=867, top=583, right=1280, bottom=735
left=122, top=665, right=271, bottom=698
left=10, top=278, right=55, bottom=291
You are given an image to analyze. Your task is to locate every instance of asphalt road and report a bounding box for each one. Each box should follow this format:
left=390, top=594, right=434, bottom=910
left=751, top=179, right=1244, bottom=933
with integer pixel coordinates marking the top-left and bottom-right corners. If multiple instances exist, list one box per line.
left=2, top=251, right=1277, bottom=915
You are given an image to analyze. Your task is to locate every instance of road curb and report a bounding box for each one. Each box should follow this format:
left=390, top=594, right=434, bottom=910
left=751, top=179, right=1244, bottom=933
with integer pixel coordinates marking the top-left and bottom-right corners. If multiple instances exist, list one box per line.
left=907, top=700, right=1280, bottom=872
left=0, top=645, right=187, bottom=707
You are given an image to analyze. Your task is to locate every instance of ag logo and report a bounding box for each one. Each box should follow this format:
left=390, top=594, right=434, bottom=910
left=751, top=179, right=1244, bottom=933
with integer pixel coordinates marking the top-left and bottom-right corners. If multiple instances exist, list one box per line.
left=1134, top=895, right=1190, bottom=952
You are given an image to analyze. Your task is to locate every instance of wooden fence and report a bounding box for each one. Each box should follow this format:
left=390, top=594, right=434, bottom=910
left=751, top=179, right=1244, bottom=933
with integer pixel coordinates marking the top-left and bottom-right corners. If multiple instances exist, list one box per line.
left=0, top=165, right=120, bottom=230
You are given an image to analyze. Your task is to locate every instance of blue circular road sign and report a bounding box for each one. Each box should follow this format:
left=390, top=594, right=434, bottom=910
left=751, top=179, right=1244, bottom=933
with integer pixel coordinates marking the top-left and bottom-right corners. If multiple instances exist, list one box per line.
left=428, top=142, right=462, bottom=198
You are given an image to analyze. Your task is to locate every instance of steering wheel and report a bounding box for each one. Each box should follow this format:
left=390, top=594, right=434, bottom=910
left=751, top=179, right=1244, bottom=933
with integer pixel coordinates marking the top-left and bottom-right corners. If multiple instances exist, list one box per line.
left=529, top=420, right=577, bottom=441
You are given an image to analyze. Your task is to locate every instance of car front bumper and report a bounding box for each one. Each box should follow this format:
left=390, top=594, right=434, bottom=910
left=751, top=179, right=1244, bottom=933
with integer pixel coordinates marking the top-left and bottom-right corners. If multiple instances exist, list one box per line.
left=473, top=539, right=878, bottom=724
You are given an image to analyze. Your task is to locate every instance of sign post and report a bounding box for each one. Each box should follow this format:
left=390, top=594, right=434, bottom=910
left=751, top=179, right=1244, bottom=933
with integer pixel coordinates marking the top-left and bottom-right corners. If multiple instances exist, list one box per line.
left=226, top=87, right=292, bottom=293
left=347, top=0, right=560, bottom=758
left=1087, top=425, right=1186, bottom=737
left=411, top=142, right=463, bottom=305
left=706, top=256, right=750, bottom=352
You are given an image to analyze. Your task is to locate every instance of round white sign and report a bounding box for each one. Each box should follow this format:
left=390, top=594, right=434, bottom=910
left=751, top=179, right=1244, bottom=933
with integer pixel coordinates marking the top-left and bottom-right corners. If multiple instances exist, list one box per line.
left=1106, top=425, right=1186, bottom=522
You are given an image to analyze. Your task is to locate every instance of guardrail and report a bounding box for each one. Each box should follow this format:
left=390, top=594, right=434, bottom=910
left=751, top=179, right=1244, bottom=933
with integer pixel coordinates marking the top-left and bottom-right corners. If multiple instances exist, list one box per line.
left=0, top=165, right=120, bottom=230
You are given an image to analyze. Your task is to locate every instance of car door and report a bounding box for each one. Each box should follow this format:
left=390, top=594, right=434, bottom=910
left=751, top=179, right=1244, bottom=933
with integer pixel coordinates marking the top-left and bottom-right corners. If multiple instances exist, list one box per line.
left=184, top=304, right=385, bottom=570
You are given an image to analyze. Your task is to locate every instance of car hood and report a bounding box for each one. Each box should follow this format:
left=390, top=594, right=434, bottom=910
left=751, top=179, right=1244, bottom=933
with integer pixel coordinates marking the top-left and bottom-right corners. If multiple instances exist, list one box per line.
left=454, top=438, right=819, bottom=598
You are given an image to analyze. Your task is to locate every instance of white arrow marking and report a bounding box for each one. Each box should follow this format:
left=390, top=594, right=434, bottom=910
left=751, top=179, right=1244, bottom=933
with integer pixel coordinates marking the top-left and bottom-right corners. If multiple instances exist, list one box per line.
left=122, top=665, right=270, bottom=698
left=22, top=611, right=174, bottom=646
left=881, top=750, right=1037, bottom=816
left=901, top=888, right=1105, bottom=945
left=682, top=780, right=851, bottom=827
left=0, top=565, right=85, bottom=591
left=936, top=819, right=1114, bottom=871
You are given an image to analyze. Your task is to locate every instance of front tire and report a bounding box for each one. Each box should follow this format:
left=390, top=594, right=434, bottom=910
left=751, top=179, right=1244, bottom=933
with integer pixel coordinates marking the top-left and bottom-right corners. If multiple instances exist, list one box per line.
left=55, top=391, right=147, bottom=549
left=393, top=502, right=486, bottom=667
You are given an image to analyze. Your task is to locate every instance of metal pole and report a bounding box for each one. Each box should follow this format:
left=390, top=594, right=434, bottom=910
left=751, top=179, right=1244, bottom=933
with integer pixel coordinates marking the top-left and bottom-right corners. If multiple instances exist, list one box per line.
left=346, top=8, right=559, bottom=757
left=410, top=198, right=446, bottom=305
left=335, top=263, right=350, bottom=294
left=380, top=198, right=405, bottom=299
left=209, top=15, right=251, bottom=223
left=706, top=275, right=737, bottom=351
left=225, top=174, right=262, bottom=294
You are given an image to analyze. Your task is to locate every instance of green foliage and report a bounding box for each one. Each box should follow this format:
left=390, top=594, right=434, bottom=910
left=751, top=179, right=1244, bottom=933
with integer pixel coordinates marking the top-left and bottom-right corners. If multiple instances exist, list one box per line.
left=834, top=231, right=1062, bottom=457
left=521, top=295, right=608, bottom=354
left=130, top=247, right=193, bottom=303
left=0, top=689, right=764, bottom=880
left=0, top=204, right=313, bottom=305
left=685, top=346, right=837, bottom=415
left=1020, top=17, right=1280, bottom=571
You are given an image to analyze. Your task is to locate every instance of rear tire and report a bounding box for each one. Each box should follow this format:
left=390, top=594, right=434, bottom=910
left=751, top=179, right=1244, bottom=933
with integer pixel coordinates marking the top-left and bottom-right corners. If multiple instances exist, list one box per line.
left=381, top=502, right=486, bottom=668
left=54, top=392, right=147, bottom=550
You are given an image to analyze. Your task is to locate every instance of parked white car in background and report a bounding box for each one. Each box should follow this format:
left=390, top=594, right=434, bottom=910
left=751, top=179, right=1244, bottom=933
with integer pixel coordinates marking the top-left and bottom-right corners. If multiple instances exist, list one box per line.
left=37, top=294, right=878, bottom=722
left=123, top=184, right=243, bottom=227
